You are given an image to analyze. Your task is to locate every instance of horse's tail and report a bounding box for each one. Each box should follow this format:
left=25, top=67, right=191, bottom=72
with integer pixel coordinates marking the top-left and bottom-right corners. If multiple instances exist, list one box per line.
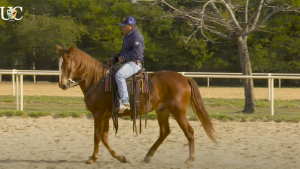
left=186, top=77, right=217, bottom=144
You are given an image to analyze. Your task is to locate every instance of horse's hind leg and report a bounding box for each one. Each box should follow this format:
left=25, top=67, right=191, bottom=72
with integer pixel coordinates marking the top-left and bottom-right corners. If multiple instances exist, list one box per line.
left=86, top=112, right=104, bottom=164
left=102, top=118, right=131, bottom=163
left=144, top=108, right=170, bottom=163
left=171, top=108, right=195, bottom=164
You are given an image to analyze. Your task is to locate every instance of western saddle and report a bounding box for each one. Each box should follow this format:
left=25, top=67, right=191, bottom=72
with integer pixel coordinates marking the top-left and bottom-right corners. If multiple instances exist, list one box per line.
left=105, top=61, right=151, bottom=135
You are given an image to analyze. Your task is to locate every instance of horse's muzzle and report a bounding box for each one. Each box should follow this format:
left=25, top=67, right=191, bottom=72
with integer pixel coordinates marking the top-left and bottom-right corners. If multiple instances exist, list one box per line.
left=61, top=85, right=68, bottom=90
left=58, top=82, right=70, bottom=90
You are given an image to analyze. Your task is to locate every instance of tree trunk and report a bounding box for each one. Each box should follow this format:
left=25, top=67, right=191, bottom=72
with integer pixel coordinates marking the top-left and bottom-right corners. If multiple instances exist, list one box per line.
left=25, top=54, right=32, bottom=70
left=236, top=36, right=255, bottom=113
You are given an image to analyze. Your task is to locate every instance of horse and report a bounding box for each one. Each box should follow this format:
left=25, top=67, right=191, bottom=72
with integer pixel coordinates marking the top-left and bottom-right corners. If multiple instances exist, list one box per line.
left=55, top=44, right=217, bottom=164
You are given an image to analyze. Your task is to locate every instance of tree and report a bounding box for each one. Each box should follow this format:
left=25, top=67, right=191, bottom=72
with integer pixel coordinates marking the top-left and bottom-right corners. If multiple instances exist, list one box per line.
left=138, top=0, right=300, bottom=113
left=2, top=0, right=300, bottom=85
left=250, top=13, right=300, bottom=73
left=0, top=0, right=216, bottom=72
left=15, top=14, right=86, bottom=69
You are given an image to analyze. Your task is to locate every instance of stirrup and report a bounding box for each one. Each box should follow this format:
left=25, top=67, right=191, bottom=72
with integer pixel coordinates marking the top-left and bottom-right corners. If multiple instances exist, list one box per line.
left=118, top=99, right=130, bottom=114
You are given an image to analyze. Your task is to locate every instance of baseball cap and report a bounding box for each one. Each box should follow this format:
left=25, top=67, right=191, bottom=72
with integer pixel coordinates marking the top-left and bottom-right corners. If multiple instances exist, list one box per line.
left=118, top=16, right=136, bottom=26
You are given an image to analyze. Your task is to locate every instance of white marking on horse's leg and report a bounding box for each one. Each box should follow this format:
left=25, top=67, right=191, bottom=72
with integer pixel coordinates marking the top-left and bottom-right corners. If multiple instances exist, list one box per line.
left=59, top=56, right=63, bottom=85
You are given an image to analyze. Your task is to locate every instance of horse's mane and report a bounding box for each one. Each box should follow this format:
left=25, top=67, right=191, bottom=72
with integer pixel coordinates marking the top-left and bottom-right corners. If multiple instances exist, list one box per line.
left=73, top=48, right=107, bottom=86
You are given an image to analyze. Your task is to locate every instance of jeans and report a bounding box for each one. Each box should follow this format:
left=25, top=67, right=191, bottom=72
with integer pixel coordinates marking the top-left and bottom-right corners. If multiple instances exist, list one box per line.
left=115, top=61, right=142, bottom=104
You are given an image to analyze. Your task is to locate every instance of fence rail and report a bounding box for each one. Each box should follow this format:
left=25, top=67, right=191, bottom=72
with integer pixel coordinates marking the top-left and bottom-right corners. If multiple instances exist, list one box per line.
left=1, top=69, right=300, bottom=116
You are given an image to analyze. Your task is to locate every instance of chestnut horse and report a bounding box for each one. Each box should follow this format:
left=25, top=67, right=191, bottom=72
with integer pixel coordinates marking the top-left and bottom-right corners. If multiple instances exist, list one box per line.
left=56, top=45, right=217, bottom=164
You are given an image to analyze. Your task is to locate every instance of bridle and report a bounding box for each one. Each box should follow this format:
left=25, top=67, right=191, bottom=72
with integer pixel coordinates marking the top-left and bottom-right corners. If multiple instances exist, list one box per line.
left=65, top=53, right=83, bottom=88
left=61, top=53, right=81, bottom=88
left=62, top=53, right=108, bottom=90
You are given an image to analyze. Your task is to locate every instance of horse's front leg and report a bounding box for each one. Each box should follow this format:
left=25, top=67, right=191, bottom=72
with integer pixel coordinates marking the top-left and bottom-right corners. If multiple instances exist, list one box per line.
left=102, top=118, right=131, bottom=163
left=86, top=112, right=104, bottom=164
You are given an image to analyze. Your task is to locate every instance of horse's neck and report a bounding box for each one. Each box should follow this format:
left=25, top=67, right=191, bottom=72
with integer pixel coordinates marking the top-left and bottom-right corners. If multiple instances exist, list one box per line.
left=78, top=82, right=89, bottom=95
left=74, top=54, right=105, bottom=95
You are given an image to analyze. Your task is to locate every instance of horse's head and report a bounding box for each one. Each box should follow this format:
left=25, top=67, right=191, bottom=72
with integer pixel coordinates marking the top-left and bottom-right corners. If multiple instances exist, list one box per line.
left=56, top=44, right=77, bottom=90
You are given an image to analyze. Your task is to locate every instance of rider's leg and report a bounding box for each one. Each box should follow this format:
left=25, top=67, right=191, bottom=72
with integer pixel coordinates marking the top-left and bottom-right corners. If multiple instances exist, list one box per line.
left=115, top=61, right=141, bottom=107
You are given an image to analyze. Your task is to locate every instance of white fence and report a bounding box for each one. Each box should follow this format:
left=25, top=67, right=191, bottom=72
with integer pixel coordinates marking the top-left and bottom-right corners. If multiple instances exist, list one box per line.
left=1, top=69, right=300, bottom=116
left=180, top=72, right=300, bottom=88
left=0, top=69, right=59, bottom=112
left=3, top=69, right=300, bottom=87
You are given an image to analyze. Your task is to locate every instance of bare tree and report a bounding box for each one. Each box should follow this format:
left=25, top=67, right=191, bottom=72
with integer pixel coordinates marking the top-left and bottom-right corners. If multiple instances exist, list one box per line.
left=132, top=0, right=300, bottom=113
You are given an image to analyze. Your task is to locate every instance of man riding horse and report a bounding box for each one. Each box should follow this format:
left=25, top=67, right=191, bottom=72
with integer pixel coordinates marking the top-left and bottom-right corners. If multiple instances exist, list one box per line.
left=55, top=15, right=216, bottom=165
left=112, top=16, right=145, bottom=112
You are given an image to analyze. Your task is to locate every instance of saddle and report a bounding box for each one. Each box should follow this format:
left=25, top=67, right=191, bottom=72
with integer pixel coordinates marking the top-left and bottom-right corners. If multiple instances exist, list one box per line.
left=104, top=62, right=151, bottom=135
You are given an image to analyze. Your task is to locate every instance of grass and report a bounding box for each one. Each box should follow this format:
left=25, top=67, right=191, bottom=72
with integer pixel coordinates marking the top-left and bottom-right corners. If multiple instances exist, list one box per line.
left=1, top=109, right=299, bottom=123
left=203, top=98, right=300, bottom=109
left=2, top=95, right=300, bottom=109
left=0, top=110, right=91, bottom=118
left=0, top=95, right=300, bottom=122
left=0, top=95, right=84, bottom=106
left=54, top=111, right=90, bottom=118
left=0, top=110, right=25, bottom=117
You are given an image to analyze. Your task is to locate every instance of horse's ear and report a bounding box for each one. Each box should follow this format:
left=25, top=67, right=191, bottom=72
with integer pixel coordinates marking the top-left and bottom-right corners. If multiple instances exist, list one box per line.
left=68, top=46, right=75, bottom=55
left=55, top=44, right=62, bottom=52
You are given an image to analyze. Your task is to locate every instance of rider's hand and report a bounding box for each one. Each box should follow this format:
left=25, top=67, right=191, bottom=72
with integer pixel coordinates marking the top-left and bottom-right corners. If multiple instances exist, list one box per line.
left=118, top=56, right=124, bottom=63
left=113, top=55, right=119, bottom=62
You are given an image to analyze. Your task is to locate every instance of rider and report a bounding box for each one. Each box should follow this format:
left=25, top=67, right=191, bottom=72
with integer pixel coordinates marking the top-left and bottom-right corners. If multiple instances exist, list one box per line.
left=113, top=16, right=145, bottom=112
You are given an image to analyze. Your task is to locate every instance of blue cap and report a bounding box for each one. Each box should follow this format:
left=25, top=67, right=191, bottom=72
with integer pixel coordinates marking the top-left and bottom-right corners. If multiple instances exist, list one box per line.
left=118, top=16, right=136, bottom=26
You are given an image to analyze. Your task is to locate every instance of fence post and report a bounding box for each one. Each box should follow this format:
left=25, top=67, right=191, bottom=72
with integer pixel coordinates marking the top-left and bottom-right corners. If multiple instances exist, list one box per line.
left=207, top=78, right=209, bottom=87
left=268, top=73, right=271, bottom=101
left=20, top=75, right=23, bottom=111
left=271, top=78, right=274, bottom=116
left=278, top=79, right=281, bottom=88
left=33, top=75, right=36, bottom=83
left=16, top=75, right=19, bottom=110
left=0, top=74, right=2, bottom=82
left=12, top=69, right=16, bottom=96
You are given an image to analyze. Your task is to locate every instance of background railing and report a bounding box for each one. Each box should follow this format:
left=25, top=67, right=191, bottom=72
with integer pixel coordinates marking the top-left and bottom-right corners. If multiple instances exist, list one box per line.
left=1, top=69, right=300, bottom=115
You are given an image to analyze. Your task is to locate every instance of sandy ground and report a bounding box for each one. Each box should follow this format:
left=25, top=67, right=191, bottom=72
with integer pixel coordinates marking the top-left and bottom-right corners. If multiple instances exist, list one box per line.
left=0, top=117, right=299, bottom=169
left=1, top=82, right=300, bottom=100
left=1, top=82, right=300, bottom=168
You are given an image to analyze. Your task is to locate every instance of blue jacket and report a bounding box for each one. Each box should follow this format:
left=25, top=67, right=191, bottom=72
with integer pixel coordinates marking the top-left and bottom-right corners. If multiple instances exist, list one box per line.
left=115, top=26, right=145, bottom=63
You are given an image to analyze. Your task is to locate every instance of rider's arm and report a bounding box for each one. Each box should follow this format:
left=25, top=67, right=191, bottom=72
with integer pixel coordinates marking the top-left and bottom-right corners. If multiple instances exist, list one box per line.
left=123, top=36, right=144, bottom=62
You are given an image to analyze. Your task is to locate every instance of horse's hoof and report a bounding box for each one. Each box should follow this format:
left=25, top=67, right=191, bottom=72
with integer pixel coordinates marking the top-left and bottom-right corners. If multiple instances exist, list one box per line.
left=85, top=160, right=93, bottom=164
left=184, top=160, right=191, bottom=165
left=126, top=159, right=132, bottom=164
left=184, top=157, right=195, bottom=165
left=85, top=158, right=96, bottom=164
left=120, top=155, right=131, bottom=164
left=144, top=156, right=151, bottom=163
